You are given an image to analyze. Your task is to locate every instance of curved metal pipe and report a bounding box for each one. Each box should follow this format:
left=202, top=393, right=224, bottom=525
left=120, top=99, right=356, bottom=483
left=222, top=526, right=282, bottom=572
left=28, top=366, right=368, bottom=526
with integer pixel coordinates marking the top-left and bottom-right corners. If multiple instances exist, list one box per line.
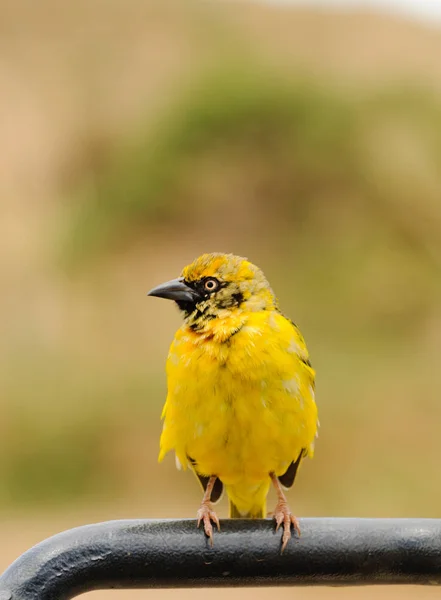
left=0, top=518, right=440, bottom=600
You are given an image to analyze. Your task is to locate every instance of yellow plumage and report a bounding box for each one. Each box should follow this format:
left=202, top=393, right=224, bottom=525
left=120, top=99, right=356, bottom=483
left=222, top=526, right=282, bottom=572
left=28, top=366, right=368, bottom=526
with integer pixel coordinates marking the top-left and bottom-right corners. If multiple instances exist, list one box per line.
left=149, top=253, right=318, bottom=549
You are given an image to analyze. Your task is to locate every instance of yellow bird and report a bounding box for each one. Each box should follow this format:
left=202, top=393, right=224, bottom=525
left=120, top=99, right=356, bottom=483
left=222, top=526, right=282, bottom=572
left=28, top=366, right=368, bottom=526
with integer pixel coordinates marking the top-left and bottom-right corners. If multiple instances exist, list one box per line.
left=148, top=253, right=318, bottom=551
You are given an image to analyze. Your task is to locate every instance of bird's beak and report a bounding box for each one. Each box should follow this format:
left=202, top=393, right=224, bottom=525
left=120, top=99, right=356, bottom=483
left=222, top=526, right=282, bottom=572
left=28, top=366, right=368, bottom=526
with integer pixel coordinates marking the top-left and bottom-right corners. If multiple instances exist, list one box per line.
left=147, top=278, right=197, bottom=303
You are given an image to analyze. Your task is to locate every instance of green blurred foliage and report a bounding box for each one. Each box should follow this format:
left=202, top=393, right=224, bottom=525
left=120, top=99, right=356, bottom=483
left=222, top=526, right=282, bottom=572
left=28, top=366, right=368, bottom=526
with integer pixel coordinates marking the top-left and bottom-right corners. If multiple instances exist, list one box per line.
left=65, top=68, right=441, bottom=275
left=65, top=67, right=359, bottom=262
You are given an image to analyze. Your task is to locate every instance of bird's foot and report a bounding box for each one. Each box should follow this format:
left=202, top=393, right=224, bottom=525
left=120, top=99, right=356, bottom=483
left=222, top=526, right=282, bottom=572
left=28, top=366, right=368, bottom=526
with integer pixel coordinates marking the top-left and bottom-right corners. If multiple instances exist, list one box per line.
left=273, top=500, right=300, bottom=552
left=197, top=502, right=220, bottom=545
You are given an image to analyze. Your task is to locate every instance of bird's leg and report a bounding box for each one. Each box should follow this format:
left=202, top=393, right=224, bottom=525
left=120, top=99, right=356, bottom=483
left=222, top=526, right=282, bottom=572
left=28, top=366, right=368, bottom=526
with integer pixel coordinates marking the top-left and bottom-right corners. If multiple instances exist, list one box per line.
left=270, top=473, right=301, bottom=552
left=197, top=475, right=220, bottom=545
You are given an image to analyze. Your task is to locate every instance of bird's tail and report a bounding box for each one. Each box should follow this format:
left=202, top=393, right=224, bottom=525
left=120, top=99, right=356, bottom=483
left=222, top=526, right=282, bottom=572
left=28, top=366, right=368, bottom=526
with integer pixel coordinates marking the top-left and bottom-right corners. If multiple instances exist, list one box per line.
left=227, top=481, right=270, bottom=518
left=229, top=500, right=265, bottom=518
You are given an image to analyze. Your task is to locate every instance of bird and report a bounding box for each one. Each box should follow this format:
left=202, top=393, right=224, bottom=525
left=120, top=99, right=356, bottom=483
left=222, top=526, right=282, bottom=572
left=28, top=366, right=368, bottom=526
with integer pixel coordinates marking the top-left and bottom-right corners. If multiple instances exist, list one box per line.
left=148, top=253, right=318, bottom=551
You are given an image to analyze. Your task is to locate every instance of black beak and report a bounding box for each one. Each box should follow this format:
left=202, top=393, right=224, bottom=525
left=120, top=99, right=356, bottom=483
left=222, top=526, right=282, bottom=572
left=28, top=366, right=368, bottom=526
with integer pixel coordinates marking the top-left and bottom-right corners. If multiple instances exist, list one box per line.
left=147, top=278, right=197, bottom=303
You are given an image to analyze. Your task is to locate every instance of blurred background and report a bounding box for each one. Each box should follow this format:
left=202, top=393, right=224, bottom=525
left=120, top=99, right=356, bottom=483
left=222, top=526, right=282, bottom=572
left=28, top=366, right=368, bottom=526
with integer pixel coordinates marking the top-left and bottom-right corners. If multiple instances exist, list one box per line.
left=1, top=0, right=441, bottom=598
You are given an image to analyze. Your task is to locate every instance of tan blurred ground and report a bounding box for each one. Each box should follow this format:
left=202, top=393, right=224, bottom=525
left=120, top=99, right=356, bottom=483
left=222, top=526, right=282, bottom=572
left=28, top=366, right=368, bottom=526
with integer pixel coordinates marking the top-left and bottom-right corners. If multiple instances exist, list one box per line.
left=1, top=1, right=441, bottom=597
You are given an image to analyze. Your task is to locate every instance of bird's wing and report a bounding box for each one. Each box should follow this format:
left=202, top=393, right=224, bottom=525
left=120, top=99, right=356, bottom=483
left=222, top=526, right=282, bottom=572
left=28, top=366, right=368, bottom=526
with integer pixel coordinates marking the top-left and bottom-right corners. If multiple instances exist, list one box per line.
left=277, top=315, right=318, bottom=488
left=287, top=318, right=315, bottom=384
left=278, top=448, right=307, bottom=489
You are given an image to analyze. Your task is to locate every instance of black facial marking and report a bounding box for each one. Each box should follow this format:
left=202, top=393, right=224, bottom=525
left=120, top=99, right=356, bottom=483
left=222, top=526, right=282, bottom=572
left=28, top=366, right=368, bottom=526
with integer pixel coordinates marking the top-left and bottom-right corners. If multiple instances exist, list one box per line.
left=176, top=299, right=198, bottom=315
left=175, top=279, right=202, bottom=315
left=217, top=290, right=243, bottom=310
left=232, top=291, right=244, bottom=306
left=176, top=278, right=242, bottom=320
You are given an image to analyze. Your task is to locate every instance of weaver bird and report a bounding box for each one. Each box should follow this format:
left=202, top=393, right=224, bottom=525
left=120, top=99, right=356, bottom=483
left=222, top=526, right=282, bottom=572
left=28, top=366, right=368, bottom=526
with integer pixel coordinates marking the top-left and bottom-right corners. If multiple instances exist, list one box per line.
left=148, top=253, right=318, bottom=551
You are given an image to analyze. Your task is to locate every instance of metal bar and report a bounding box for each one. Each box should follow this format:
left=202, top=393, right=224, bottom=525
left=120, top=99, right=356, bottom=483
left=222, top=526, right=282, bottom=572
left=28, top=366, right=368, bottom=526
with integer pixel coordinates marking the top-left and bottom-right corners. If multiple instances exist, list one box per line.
left=0, top=518, right=440, bottom=600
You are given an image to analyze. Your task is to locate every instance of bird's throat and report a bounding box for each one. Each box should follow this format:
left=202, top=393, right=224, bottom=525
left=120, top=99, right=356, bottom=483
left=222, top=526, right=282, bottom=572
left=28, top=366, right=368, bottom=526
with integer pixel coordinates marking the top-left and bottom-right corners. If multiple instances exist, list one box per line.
left=184, top=308, right=246, bottom=343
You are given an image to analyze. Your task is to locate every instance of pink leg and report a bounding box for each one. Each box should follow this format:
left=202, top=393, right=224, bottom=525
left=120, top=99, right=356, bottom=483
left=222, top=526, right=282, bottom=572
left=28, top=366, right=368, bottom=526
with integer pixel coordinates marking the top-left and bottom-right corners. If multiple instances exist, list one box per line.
left=197, top=476, right=220, bottom=546
left=271, top=473, right=301, bottom=552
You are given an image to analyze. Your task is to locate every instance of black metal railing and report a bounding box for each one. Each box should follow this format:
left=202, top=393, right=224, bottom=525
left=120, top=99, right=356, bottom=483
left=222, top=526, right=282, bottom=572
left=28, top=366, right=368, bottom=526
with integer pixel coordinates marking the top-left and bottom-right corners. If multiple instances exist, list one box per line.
left=0, top=518, right=440, bottom=600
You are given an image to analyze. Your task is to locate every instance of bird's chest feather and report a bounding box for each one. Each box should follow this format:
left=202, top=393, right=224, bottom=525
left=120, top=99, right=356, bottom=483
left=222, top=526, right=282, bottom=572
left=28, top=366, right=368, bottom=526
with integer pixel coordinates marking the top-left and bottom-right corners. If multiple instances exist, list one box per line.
left=160, top=315, right=316, bottom=481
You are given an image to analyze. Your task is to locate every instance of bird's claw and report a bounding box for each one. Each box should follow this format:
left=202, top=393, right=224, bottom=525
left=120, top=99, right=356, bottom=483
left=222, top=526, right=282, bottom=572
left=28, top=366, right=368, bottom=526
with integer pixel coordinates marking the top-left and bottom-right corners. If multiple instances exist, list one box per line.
left=197, top=503, right=220, bottom=545
left=273, top=501, right=300, bottom=552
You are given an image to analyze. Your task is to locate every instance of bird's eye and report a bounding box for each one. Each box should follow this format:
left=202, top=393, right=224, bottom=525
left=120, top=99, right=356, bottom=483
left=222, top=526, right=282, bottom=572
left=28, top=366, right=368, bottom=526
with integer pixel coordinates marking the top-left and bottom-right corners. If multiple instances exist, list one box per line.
left=203, top=278, right=219, bottom=292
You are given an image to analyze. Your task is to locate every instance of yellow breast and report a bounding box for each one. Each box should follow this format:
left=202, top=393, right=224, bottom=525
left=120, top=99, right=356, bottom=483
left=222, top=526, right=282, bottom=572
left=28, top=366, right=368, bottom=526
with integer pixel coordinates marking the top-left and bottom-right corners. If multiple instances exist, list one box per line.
left=159, top=310, right=317, bottom=485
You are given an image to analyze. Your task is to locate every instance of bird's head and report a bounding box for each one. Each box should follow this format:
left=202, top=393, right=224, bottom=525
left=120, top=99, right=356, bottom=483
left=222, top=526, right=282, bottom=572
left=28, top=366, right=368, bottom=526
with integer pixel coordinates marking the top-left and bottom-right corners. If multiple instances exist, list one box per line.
left=148, top=253, right=277, bottom=330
